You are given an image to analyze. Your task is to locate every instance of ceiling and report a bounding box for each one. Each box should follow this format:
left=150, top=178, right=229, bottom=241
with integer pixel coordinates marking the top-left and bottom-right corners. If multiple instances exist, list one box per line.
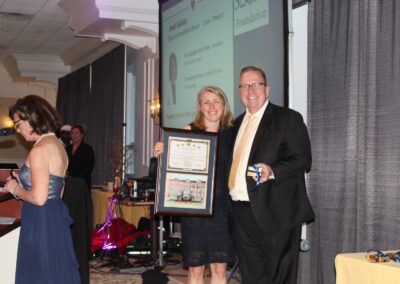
left=0, top=0, right=83, bottom=61
left=0, top=0, right=159, bottom=83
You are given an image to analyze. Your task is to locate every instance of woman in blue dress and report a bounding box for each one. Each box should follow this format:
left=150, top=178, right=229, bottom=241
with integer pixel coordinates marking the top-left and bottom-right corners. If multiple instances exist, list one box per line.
left=153, top=86, right=236, bottom=284
left=4, top=95, right=80, bottom=284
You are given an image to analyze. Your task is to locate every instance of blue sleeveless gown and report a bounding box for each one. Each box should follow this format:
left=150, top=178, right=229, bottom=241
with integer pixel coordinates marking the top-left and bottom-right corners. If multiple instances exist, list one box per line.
left=16, top=164, right=80, bottom=284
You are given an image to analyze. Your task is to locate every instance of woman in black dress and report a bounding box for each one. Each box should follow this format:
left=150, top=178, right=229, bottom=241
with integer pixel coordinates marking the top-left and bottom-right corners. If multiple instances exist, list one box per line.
left=153, top=86, right=235, bottom=284
left=66, top=124, right=95, bottom=188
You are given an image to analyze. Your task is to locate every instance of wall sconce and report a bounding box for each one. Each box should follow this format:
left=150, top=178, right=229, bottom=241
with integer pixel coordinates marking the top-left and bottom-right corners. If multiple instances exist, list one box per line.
left=3, top=118, right=13, bottom=127
left=148, top=98, right=161, bottom=122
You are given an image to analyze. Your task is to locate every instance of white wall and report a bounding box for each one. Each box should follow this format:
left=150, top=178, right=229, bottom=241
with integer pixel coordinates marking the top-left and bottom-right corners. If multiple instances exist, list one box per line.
left=0, top=227, right=19, bottom=284
left=291, top=4, right=308, bottom=121
left=134, top=49, right=160, bottom=178
left=0, top=65, right=58, bottom=167
left=291, top=4, right=308, bottom=240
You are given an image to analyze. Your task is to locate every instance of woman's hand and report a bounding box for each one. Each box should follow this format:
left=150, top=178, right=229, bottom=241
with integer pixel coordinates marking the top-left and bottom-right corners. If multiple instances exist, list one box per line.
left=3, top=175, right=21, bottom=195
left=153, top=142, right=164, bottom=158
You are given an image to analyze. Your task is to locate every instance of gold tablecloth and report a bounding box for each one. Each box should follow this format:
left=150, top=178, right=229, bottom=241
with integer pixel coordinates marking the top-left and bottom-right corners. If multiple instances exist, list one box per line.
left=91, top=189, right=151, bottom=228
left=335, top=251, right=400, bottom=284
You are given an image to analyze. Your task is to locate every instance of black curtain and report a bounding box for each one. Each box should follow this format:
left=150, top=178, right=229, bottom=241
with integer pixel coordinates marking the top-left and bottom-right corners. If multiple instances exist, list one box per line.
left=56, top=45, right=125, bottom=186
left=298, top=1, right=400, bottom=283
left=87, top=45, right=125, bottom=185
left=56, top=65, right=91, bottom=125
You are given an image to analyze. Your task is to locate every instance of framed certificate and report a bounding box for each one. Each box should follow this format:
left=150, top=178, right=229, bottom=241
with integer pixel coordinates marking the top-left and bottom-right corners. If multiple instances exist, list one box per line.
left=154, top=128, right=218, bottom=216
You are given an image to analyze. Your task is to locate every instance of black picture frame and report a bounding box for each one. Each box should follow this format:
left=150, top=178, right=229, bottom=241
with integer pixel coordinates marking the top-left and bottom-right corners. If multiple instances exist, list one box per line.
left=154, top=127, right=218, bottom=216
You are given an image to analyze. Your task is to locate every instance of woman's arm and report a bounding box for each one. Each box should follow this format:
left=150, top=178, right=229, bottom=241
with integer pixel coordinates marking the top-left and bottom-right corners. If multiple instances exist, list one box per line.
left=153, top=142, right=164, bottom=158
left=153, top=125, right=191, bottom=158
left=81, top=145, right=95, bottom=179
left=4, top=145, right=49, bottom=206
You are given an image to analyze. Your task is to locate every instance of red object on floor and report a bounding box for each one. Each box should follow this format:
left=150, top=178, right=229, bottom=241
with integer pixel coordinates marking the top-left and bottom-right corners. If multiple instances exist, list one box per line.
left=91, top=217, right=151, bottom=254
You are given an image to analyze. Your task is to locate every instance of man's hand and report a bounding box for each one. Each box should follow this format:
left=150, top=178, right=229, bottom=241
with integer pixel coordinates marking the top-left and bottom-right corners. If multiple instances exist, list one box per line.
left=252, top=163, right=274, bottom=184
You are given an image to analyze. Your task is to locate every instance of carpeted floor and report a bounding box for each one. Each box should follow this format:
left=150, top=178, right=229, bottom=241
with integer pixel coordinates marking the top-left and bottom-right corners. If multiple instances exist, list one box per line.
left=90, top=272, right=143, bottom=284
left=89, top=254, right=181, bottom=284
left=90, top=259, right=145, bottom=284
left=89, top=254, right=241, bottom=284
left=90, top=267, right=240, bottom=284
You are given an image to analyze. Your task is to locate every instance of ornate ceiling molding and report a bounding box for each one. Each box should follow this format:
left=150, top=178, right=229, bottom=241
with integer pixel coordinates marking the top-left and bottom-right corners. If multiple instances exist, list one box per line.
left=3, top=54, right=70, bottom=84
left=4, top=1, right=159, bottom=84
left=121, top=20, right=158, bottom=37
left=102, top=33, right=158, bottom=56
left=59, top=0, right=159, bottom=54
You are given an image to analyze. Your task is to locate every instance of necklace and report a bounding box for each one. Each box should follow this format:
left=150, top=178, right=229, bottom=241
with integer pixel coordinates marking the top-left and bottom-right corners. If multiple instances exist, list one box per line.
left=34, top=132, right=55, bottom=146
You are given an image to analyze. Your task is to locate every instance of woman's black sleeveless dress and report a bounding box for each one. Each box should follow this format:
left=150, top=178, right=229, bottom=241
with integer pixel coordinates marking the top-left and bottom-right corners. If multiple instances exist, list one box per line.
left=16, top=164, right=80, bottom=284
left=180, top=123, right=235, bottom=267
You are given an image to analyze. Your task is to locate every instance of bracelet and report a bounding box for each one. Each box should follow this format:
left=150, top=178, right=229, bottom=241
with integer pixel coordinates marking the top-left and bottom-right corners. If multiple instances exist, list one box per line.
left=12, top=184, right=21, bottom=200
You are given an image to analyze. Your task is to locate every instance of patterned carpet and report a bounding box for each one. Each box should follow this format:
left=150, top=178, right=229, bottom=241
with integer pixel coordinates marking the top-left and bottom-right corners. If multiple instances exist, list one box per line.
left=89, top=258, right=144, bottom=284
left=89, top=255, right=181, bottom=284
left=89, top=262, right=240, bottom=284
left=88, top=254, right=240, bottom=284
left=90, top=271, right=143, bottom=284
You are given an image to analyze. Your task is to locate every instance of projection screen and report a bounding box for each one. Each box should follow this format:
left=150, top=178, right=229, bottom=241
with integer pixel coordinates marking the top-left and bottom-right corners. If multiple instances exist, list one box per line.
left=159, top=0, right=288, bottom=128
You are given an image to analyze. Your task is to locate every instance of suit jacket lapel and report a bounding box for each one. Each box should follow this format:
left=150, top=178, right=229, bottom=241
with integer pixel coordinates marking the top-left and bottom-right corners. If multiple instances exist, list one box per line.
left=233, top=115, right=244, bottom=135
left=230, top=113, right=244, bottom=153
left=249, top=103, right=275, bottom=161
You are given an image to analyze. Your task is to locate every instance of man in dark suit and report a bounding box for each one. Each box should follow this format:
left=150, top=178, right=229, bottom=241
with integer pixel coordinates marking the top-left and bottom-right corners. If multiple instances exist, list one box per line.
left=228, top=66, right=314, bottom=284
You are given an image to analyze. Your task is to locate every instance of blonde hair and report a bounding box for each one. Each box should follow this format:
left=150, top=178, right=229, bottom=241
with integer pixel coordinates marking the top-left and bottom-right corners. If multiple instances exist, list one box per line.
left=193, top=86, right=233, bottom=131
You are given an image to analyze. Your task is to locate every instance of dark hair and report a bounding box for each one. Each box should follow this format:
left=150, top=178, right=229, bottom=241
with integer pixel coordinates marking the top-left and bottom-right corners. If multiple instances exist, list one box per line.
left=240, top=66, right=268, bottom=85
left=193, top=85, right=233, bottom=131
left=9, top=95, right=61, bottom=135
left=71, top=123, right=86, bottom=136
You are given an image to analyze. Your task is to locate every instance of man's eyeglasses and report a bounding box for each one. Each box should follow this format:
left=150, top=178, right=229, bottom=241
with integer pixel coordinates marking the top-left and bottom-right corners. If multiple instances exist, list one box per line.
left=13, top=119, right=22, bottom=129
left=238, top=82, right=266, bottom=91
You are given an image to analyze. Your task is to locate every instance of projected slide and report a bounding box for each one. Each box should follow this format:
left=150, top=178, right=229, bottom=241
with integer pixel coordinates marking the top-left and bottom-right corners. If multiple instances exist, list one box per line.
left=161, top=0, right=285, bottom=128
